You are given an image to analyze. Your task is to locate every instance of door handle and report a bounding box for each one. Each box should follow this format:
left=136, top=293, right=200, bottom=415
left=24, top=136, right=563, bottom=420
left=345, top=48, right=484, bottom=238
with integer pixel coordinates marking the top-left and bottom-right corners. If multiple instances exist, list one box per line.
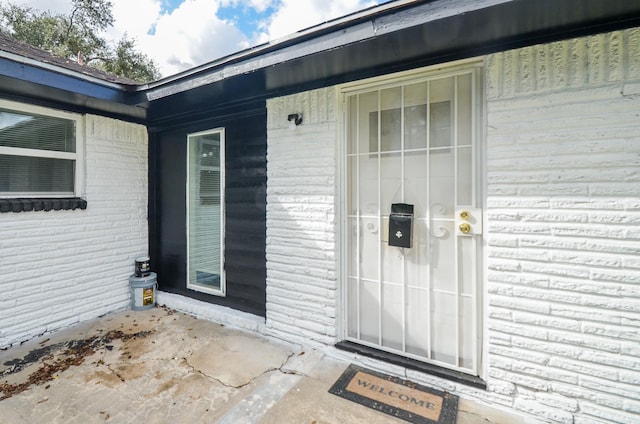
left=459, top=222, right=471, bottom=234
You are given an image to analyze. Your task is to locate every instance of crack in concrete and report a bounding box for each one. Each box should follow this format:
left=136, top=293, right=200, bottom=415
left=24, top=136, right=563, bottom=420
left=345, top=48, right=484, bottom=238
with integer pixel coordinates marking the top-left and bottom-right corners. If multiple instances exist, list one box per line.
left=183, top=350, right=307, bottom=390
left=278, top=351, right=309, bottom=378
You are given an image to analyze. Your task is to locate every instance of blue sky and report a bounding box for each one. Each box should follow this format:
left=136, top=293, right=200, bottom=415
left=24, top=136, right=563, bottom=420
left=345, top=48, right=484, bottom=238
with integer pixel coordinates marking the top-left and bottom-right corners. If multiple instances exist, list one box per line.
left=216, top=3, right=277, bottom=37
left=18, top=0, right=386, bottom=77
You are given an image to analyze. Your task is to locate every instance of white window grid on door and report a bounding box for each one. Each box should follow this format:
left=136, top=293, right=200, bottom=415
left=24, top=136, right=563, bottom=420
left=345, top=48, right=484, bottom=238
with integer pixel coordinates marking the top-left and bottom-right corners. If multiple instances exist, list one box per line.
left=341, top=64, right=483, bottom=375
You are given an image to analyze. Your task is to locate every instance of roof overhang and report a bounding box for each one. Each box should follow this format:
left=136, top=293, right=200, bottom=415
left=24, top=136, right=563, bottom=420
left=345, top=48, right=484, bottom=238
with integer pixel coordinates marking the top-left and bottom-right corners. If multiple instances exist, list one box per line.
left=0, top=46, right=145, bottom=122
left=143, top=0, right=640, bottom=129
left=1, top=0, right=640, bottom=126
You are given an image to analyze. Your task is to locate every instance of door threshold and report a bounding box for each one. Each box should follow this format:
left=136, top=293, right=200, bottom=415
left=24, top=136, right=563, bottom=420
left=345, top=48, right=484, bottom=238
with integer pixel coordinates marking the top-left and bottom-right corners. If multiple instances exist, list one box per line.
left=335, top=340, right=486, bottom=390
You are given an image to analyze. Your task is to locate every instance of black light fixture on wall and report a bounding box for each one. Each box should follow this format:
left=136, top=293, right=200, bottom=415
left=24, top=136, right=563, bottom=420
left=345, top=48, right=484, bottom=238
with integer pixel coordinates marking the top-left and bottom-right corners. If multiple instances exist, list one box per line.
left=287, top=113, right=303, bottom=129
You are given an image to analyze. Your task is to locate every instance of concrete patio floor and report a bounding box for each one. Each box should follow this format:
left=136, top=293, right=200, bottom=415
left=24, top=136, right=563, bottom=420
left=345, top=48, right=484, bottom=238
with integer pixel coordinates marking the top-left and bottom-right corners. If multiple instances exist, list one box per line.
left=0, top=307, right=538, bottom=424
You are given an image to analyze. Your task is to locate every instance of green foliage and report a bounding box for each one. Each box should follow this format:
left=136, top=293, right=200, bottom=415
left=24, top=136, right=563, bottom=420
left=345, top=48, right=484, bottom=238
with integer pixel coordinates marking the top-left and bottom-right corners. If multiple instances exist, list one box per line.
left=0, top=0, right=160, bottom=82
left=98, top=36, right=160, bottom=83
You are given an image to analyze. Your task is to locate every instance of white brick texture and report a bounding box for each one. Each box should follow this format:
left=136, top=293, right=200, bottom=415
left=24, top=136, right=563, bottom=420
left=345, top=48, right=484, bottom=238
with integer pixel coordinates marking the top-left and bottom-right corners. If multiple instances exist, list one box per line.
left=265, top=88, right=338, bottom=349
left=0, top=114, right=148, bottom=348
left=266, top=28, right=640, bottom=424
left=486, top=28, right=640, bottom=424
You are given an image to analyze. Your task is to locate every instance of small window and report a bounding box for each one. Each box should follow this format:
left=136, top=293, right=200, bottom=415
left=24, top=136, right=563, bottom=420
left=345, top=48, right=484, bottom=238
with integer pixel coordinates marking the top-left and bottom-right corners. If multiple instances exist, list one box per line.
left=0, top=101, right=84, bottom=198
left=187, top=128, right=225, bottom=296
left=368, top=102, right=452, bottom=152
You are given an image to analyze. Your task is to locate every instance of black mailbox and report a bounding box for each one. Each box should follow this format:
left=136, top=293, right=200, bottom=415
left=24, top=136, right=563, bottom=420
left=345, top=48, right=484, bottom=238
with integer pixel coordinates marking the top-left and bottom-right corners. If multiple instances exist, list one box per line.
left=388, top=203, right=414, bottom=248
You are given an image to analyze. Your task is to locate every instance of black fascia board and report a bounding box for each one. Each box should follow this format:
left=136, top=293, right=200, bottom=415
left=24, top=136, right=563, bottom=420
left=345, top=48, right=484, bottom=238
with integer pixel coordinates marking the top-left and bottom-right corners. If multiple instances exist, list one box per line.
left=144, top=0, right=640, bottom=126
left=0, top=56, right=146, bottom=122
left=3, top=0, right=640, bottom=125
left=263, top=0, right=640, bottom=91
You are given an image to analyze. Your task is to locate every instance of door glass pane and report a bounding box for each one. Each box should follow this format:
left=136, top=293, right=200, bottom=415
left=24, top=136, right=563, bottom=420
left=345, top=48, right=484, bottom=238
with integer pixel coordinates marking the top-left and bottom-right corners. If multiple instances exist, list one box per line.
left=429, top=78, right=454, bottom=149
left=404, top=83, right=428, bottom=150
left=376, top=87, right=402, bottom=152
left=359, top=91, right=378, bottom=153
left=188, top=130, right=224, bottom=295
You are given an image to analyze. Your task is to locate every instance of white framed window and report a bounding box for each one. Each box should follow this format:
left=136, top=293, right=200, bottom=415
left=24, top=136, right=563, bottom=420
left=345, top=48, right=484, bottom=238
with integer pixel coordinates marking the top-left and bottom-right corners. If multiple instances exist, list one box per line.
left=0, top=100, right=85, bottom=198
left=186, top=128, right=225, bottom=296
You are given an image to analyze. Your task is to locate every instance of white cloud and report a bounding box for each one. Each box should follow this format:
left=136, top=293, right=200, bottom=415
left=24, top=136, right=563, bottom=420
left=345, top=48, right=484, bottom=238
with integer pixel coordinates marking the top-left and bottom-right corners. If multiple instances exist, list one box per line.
left=109, top=0, right=248, bottom=77
left=14, top=0, right=71, bottom=14
left=12, top=0, right=381, bottom=78
left=13, top=0, right=250, bottom=77
left=108, top=0, right=161, bottom=42
left=256, top=0, right=378, bottom=42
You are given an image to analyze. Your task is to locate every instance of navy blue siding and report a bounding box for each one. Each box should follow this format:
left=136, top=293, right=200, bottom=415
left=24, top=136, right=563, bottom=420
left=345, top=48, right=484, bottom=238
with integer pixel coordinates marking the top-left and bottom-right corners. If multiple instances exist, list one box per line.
left=148, top=102, right=267, bottom=317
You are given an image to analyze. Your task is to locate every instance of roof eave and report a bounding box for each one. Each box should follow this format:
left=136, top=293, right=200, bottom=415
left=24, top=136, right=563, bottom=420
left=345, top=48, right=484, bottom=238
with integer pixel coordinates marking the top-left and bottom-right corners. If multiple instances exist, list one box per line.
left=0, top=49, right=147, bottom=122
left=142, top=0, right=640, bottom=129
left=144, top=0, right=640, bottom=104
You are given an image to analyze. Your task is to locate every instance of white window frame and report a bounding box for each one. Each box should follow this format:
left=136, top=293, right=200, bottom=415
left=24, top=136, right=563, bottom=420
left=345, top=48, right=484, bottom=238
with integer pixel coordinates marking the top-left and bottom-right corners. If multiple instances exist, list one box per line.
left=0, top=99, right=85, bottom=198
left=186, top=127, right=226, bottom=297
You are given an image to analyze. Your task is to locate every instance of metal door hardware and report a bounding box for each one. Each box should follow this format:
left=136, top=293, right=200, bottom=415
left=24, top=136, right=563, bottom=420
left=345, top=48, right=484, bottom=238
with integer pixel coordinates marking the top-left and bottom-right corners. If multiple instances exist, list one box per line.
left=459, top=222, right=471, bottom=234
left=455, top=208, right=483, bottom=235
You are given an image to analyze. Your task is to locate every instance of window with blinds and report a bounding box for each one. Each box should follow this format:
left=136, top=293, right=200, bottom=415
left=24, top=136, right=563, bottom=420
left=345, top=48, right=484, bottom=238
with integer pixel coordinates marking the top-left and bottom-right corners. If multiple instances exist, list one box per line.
left=0, top=101, right=83, bottom=197
left=187, top=128, right=225, bottom=296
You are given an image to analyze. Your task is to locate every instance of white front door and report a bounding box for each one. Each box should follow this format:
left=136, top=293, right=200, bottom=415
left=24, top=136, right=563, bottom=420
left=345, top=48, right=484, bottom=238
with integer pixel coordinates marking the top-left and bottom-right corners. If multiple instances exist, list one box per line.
left=343, top=65, right=483, bottom=374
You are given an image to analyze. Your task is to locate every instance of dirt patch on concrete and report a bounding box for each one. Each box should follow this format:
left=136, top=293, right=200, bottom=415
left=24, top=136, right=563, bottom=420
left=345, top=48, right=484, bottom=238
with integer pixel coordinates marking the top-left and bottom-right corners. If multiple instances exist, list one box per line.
left=0, top=329, right=153, bottom=400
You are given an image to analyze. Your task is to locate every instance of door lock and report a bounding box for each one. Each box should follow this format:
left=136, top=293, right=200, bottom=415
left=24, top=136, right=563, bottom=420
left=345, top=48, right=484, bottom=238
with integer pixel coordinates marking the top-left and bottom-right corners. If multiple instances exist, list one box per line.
left=459, top=222, right=471, bottom=234
left=456, top=208, right=482, bottom=235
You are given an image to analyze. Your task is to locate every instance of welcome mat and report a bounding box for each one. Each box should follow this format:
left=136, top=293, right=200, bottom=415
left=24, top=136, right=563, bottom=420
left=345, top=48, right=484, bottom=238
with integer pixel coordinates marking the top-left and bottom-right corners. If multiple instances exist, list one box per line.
left=329, top=364, right=458, bottom=424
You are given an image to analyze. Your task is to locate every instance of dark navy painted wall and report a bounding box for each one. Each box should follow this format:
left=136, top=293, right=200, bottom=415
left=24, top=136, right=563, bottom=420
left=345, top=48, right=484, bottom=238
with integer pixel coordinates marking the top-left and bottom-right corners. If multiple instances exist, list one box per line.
left=148, top=101, right=267, bottom=317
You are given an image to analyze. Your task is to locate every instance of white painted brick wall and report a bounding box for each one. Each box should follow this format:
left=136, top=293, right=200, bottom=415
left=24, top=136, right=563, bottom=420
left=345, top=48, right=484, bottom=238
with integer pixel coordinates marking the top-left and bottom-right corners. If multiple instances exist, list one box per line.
left=265, top=88, right=338, bottom=349
left=265, top=28, right=640, bottom=424
left=486, top=28, right=640, bottom=424
left=0, top=113, right=148, bottom=348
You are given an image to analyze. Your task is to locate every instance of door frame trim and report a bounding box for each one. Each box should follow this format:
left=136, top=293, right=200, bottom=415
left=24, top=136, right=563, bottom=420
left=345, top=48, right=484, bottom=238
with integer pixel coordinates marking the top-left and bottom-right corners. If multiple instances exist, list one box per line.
left=336, top=59, right=486, bottom=379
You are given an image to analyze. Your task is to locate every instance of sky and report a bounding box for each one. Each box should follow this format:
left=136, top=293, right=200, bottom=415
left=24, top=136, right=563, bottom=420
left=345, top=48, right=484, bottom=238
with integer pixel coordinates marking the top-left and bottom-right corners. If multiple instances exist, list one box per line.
left=13, top=0, right=387, bottom=78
